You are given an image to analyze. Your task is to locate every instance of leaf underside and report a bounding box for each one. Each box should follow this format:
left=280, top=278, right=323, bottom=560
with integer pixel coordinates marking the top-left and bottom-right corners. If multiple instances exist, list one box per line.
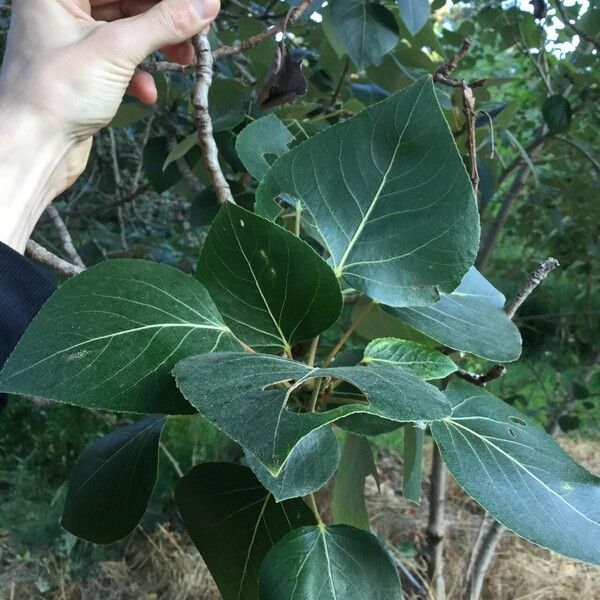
left=432, top=381, right=600, bottom=565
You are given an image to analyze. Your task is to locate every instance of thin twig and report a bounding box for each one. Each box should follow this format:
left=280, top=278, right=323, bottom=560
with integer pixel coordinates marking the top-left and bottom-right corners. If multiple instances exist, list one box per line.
left=213, top=0, right=312, bottom=59
left=167, top=135, right=204, bottom=195
left=553, top=0, right=600, bottom=51
left=25, top=240, right=84, bottom=278
left=67, top=185, right=150, bottom=217
left=159, top=442, right=184, bottom=478
left=329, top=57, right=350, bottom=108
left=192, top=30, right=234, bottom=205
left=433, top=38, right=484, bottom=197
left=504, top=257, right=560, bottom=318
left=321, top=301, right=375, bottom=368
left=45, top=205, right=85, bottom=268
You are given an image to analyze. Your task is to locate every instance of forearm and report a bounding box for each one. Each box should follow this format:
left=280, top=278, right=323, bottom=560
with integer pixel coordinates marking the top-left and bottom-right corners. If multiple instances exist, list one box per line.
left=0, top=104, right=71, bottom=254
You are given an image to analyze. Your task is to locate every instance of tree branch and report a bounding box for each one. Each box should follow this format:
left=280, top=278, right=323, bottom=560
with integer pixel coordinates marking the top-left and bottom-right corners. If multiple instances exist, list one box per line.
left=25, top=240, right=84, bottom=278
left=433, top=38, right=484, bottom=198
left=553, top=0, right=600, bottom=51
left=505, top=256, right=560, bottom=318
left=192, top=30, right=234, bottom=205
left=45, top=205, right=85, bottom=268
left=427, top=444, right=448, bottom=600
left=212, top=0, right=312, bottom=59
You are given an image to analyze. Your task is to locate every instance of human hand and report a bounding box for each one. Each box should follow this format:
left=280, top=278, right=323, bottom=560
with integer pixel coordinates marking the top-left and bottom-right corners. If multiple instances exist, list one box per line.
left=0, top=0, right=219, bottom=253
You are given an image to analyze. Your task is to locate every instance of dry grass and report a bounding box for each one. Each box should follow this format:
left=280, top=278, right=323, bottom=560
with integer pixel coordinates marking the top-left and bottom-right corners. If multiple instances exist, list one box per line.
left=1, top=435, right=598, bottom=600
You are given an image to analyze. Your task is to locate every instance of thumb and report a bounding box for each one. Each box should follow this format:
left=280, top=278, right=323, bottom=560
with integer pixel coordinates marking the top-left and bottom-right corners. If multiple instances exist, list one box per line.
left=109, top=0, right=220, bottom=64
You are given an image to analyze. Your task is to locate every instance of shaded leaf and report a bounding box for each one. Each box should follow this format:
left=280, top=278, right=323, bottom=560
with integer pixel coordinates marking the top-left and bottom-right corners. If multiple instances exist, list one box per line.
left=363, top=338, right=457, bottom=380
left=0, top=260, right=235, bottom=413
left=196, top=204, right=342, bottom=353
left=333, top=432, right=377, bottom=531
left=259, top=524, right=402, bottom=599
left=62, top=415, right=165, bottom=544
left=143, top=137, right=182, bottom=192
left=323, top=0, right=399, bottom=70
left=397, top=0, right=431, bottom=36
left=176, top=463, right=315, bottom=600
left=385, top=267, right=522, bottom=362
left=245, top=427, right=340, bottom=502
left=257, top=76, right=479, bottom=307
left=432, top=381, right=600, bottom=565
left=236, top=114, right=294, bottom=182
left=542, top=94, right=573, bottom=133
left=163, top=133, right=198, bottom=171
left=173, top=352, right=451, bottom=475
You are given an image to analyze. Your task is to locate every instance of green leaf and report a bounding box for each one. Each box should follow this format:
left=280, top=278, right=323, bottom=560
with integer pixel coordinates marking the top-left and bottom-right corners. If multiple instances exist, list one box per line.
left=175, top=463, right=315, bottom=600
left=209, top=79, right=248, bottom=132
left=542, top=94, right=573, bottom=134
left=0, top=260, right=235, bottom=414
left=61, top=415, right=165, bottom=544
left=323, top=0, right=399, bottom=70
left=245, top=427, right=339, bottom=502
left=143, top=137, right=182, bottom=192
left=363, top=338, right=457, bottom=380
left=196, top=204, right=342, bottom=353
left=257, top=76, right=479, bottom=307
left=173, top=352, right=451, bottom=475
left=432, top=381, right=600, bottom=565
left=109, top=98, right=151, bottom=128
left=333, top=432, right=378, bottom=531
left=403, top=424, right=424, bottom=504
left=163, top=133, right=198, bottom=171
left=259, top=524, right=402, bottom=599
left=236, top=114, right=294, bottom=182
left=503, top=129, right=539, bottom=185
left=397, top=0, right=431, bottom=36
left=385, top=267, right=522, bottom=362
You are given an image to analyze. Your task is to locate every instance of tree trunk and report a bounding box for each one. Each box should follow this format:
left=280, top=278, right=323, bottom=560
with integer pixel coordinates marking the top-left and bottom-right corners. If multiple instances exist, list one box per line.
left=427, top=444, right=448, bottom=599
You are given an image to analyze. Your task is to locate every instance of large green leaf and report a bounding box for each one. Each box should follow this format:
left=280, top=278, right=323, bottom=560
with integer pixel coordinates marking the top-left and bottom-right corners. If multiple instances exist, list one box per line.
left=432, top=381, right=600, bottom=565
left=236, top=114, right=293, bottom=182
left=257, top=76, right=479, bottom=307
left=333, top=432, right=377, bottom=531
left=61, top=415, right=165, bottom=544
left=173, top=352, right=451, bottom=475
left=363, top=338, right=457, bottom=380
left=175, top=463, right=314, bottom=600
left=323, top=0, right=399, bottom=70
left=245, top=427, right=340, bottom=502
left=397, top=0, right=430, bottom=36
left=259, top=524, right=402, bottom=599
left=0, top=260, right=235, bottom=413
left=196, top=204, right=342, bottom=354
left=385, top=267, right=522, bottom=362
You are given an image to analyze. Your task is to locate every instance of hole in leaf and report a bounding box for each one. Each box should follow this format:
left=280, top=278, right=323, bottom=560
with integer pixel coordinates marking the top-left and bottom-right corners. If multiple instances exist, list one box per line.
left=508, top=427, right=516, bottom=438
left=508, top=416, right=527, bottom=426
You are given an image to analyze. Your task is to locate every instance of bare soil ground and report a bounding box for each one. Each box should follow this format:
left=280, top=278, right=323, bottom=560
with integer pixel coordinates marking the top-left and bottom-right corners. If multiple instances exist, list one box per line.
left=1, top=435, right=598, bottom=600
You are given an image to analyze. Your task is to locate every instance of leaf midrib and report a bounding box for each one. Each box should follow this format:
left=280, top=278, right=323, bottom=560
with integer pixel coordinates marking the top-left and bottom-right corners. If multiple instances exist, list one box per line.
left=334, top=81, right=426, bottom=277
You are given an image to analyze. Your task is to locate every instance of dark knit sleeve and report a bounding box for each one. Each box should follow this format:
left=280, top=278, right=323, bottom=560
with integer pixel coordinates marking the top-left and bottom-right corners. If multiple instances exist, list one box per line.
left=0, top=242, right=56, bottom=410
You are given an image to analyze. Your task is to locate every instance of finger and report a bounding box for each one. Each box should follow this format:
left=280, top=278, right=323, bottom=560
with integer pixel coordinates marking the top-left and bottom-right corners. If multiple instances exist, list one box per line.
left=161, top=41, right=195, bottom=64
left=105, top=0, right=220, bottom=63
left=91, top=1, right=157, bottom=22
left=126, top=69, right=158, bottom=104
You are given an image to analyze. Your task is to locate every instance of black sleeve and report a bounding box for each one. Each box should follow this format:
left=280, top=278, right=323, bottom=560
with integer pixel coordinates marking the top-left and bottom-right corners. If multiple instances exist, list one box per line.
left=0, top=242, right=56, bottom=410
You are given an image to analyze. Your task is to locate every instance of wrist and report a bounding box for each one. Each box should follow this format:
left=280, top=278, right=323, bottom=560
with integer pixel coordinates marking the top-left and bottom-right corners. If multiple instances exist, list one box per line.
left=0, top=102, right=79, bottom=254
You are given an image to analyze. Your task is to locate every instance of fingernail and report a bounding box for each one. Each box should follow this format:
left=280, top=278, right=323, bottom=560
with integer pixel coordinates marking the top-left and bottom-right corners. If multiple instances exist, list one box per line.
left=191, top=0, right=218, bottom=20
